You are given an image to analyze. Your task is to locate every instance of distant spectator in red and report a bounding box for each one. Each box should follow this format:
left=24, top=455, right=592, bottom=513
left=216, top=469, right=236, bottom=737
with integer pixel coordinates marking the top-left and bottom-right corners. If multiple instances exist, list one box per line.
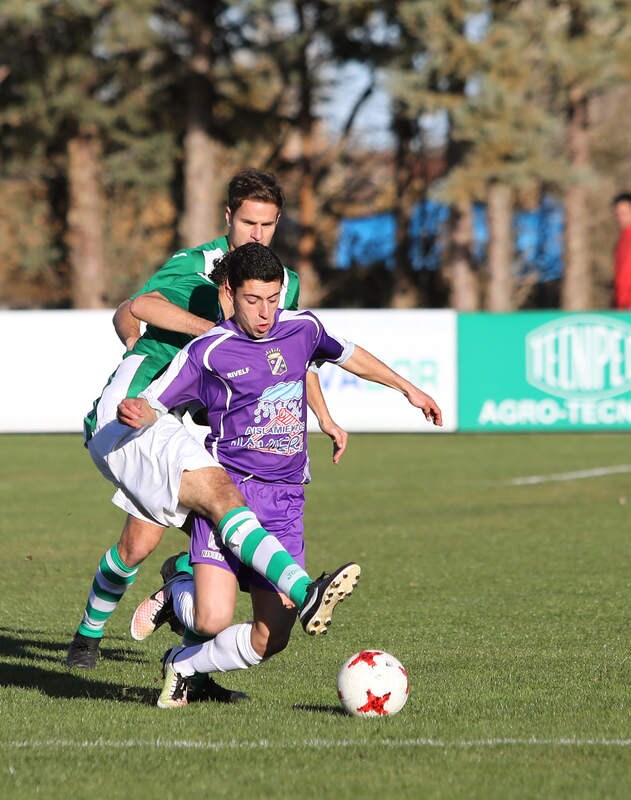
left=613, top=192, right=631, bottom=309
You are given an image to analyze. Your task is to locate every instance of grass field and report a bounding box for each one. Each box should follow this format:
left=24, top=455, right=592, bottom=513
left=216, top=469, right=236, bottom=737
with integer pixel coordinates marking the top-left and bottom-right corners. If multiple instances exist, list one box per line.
left=2, top=432, right=631, bottom=799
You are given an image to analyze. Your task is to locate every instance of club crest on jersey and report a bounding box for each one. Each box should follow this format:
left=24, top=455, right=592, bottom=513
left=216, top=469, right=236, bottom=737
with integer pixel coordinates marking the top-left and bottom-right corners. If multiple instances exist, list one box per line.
left=266, top=348, right=287, bottom=376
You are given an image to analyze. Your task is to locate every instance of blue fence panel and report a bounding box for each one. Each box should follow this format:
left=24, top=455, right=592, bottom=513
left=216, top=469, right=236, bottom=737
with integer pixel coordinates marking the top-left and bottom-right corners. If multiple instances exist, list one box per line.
left=335, top=196, right=564, bottom=281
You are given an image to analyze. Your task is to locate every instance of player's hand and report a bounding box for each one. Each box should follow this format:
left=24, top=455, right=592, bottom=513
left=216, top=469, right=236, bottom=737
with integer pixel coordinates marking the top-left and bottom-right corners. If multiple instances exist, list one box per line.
left=406, top=389, right=443, bottom=427
left=318, top=417, right=348, bottom=464
left=117, top=397, right=157, bottom=429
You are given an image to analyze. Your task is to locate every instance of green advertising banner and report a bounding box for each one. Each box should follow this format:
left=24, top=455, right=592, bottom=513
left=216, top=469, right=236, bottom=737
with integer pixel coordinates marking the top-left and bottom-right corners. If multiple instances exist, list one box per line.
left=458, top=311, right=631, bottom=431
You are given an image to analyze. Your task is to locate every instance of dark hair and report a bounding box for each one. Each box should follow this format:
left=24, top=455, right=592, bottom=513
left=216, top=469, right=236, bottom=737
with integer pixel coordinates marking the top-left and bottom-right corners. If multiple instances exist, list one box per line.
left=214, top=243, right=284, bottom=290
left=210, top=256, right=229, bottom=287
left=227, top=168, right=285, bottom=214
left=613, top=192, right=631, bottom=206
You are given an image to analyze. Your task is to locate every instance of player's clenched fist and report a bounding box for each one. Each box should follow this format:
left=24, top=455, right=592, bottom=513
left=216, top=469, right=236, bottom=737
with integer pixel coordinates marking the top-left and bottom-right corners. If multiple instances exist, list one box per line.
left=117, top=397, right=157, bottom=429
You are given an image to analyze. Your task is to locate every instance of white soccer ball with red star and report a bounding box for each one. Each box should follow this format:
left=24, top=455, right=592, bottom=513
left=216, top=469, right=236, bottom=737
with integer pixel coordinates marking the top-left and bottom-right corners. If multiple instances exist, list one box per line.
left=337, top=650, right=409, bottom=717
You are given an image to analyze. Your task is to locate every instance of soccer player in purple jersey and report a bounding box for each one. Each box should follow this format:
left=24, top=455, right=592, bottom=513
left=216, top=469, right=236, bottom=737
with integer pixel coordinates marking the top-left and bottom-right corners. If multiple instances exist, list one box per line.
left=118, top=242, right=442, bottom=708
left=66, top=170, right=347, bottom=690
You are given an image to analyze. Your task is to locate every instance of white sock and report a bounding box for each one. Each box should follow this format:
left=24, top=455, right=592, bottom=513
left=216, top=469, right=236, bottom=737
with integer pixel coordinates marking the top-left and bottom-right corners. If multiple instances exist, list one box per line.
left=172, top=622, right=262, bottom=676
left=170, top=577, right=195, bottom=631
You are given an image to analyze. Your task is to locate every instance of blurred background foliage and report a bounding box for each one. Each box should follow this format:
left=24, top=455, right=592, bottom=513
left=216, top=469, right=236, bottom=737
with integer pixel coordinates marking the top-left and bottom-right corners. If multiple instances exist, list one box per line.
left=1, top=0, right=631, bottom=310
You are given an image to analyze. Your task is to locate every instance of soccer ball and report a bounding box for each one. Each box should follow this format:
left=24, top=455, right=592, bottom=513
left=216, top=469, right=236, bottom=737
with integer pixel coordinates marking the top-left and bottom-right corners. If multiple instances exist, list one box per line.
left=337, top=650, right=409, bottom=717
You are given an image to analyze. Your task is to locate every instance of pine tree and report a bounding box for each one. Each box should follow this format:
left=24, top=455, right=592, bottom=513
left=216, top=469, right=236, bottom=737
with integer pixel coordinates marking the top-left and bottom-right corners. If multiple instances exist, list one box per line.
left=537, top=0, right=631, bottom=309
left=0, top=0, right=173, bottom=307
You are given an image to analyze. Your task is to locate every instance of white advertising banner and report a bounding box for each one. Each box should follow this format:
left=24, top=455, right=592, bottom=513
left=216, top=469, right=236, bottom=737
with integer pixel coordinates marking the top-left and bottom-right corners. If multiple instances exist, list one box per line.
left=310, top=309, right=457, bottom=433
left=0, top=309, right=457, bottom=434
left=0, top=310, right=126, bottom=433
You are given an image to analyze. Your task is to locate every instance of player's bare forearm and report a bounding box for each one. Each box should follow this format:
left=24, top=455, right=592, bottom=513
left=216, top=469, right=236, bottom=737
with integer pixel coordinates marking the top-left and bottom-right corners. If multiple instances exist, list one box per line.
left=113, top=299, right=141, bottom=350
left=130, top=291, right=215, bottom=337
left=306, top=369, right=348, bottom=462
left=117, top=397, right=158, bottom=429
left=341, top=345, right=443, bottom=426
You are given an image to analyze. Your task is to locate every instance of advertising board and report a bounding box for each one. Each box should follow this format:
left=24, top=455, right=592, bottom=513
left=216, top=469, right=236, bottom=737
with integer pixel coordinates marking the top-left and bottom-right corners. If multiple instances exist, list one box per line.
left=458, top=312, right=631, bottom=431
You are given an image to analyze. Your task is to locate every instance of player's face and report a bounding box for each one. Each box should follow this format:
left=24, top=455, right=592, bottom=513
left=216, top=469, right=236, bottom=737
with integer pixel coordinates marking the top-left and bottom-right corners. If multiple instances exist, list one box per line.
left=226, top=200, right=280, bottom=248
left=614, top=200, right=631, bottom=231
left=228, top=279, right=282, bottom=339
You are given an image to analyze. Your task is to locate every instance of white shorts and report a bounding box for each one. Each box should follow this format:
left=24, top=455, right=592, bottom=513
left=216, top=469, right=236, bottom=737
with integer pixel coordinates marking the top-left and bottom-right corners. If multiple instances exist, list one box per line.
left=88, top=413, right=220, bottom=528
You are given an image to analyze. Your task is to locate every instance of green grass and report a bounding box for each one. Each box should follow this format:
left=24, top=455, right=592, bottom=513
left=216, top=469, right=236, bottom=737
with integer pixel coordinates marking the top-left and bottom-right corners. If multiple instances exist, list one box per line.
left=2, top=432, right=631, bottom=799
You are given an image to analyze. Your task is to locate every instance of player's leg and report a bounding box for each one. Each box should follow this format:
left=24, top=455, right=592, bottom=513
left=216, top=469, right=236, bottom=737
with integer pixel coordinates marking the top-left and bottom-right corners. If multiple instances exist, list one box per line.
left=166, top=475, right=362, bottom=635
left=132, top=542, right=250, bottom=704
left=178, top=467, right=316, bottom=607
left=98, top=415, right=316, bottom=605
left=133, top=559, right=237, bottom=641
left=157, top=559, right=251, bottom=709
left=249, top=585, right=297, bottom=657
left=97, top=414, right=359, bottom=622
left=158, top=548, right=362, bottom=636
left=158, top=584, right=296, bottom=709
left=66, top=515, right=165, bottom=668
left=67, top=414, right=188, bottom=668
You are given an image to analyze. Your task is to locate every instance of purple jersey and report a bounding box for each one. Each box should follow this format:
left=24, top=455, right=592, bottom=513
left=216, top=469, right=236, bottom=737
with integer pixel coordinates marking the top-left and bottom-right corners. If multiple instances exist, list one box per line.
left=141, top=308, right=353, bottom=483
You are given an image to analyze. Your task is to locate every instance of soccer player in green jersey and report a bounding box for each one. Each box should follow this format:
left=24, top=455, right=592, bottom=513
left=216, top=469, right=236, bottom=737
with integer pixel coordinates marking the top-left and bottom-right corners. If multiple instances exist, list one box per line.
left=67, top=170, right=349, bottom=684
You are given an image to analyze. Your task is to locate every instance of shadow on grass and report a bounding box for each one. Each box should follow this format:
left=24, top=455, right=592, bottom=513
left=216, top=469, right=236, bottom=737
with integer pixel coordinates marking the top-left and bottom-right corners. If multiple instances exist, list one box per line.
left=0, top=626, right=145, bottom=665
left=0, top=626, right=156, bottom=704
left=293, top=703, right=346, bottom=715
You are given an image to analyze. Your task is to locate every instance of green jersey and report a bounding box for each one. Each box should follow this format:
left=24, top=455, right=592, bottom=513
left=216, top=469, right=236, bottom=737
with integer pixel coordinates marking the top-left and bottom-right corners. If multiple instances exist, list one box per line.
left=84, top=235, right=300, bottom=440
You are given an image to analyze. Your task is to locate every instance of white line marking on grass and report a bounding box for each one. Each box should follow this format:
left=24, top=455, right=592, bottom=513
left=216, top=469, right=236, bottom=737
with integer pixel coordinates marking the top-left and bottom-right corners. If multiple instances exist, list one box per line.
left=509, top=464, right=631, bottom=486
left=4, top=738, right=631, bottom=750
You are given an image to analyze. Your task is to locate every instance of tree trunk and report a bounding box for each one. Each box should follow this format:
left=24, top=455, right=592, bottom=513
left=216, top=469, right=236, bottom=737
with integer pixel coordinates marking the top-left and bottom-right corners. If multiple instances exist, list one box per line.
left=445, top=200, right=479, bottom=310
left=180, top=2, right=222, bottom=248
left=67, top=128, right=106, bottom=308
left=561, top=94, right=591, bottom=309
left=391, top=100, right=420, bottom=308
left=182, top=94, right=222, bottom=247
left=294, top=34, right=323, bottom=309
left=486, top=182, right=514, bottom=310
left=296, top=127, right=323, bottom=308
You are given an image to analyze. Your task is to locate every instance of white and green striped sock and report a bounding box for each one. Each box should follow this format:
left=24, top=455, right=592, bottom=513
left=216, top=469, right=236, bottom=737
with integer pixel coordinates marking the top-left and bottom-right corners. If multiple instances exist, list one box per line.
left=77, top=546, right=138, bottom=638
left=217, top=507, right=311, bottom=607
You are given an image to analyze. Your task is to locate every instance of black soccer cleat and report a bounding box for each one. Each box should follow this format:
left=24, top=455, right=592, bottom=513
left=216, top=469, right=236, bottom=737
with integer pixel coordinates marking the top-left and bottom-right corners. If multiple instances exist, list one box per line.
left=65, top=632, right=100, bottom=669
left=298, top=562, right=361, bottom=636
left=159, top=551, right=188, bottom=584
left=188, top=673, right=251, bottom=704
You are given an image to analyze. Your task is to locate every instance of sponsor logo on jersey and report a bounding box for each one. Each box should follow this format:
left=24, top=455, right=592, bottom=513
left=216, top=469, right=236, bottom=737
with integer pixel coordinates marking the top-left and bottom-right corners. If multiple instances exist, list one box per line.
left=227, top=367, right=250, bottom=378
left=266, top=348, right=287, bottom=375
left=201, top=549, right=226, bottom=562
left=230, top=380, right=305, bottom=457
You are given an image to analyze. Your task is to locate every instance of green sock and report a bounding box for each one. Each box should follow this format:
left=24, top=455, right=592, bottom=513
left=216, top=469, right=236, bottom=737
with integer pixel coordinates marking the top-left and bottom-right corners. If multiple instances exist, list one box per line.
left=175, top=552, right=193, bottom=576
left=218, top=507, right=311, bottom=607
left=77, top=546, right=138, bottom=638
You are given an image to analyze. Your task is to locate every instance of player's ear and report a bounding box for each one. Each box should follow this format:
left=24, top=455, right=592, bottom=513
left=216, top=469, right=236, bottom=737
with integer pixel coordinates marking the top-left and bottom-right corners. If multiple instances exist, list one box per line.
left=225, top=280, right=235, bottom=301
left=225, top=206, right=232, bottom=227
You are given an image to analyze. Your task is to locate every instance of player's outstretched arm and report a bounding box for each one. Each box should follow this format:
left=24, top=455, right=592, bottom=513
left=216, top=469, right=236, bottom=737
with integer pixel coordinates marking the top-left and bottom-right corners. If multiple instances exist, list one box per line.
left=341, top=344, right=443, bottom=427
left=130, top=290, right=216, bottom=337
left=117, top=397, right=158, bottom=429
left=305, top=369, right=348, bottom=464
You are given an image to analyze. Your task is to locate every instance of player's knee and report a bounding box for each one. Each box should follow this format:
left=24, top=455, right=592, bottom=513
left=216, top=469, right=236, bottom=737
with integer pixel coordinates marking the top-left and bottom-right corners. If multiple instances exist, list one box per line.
left=192, top=606, right=232, bottom=638
left=117, top=532, right=162, bottom=567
